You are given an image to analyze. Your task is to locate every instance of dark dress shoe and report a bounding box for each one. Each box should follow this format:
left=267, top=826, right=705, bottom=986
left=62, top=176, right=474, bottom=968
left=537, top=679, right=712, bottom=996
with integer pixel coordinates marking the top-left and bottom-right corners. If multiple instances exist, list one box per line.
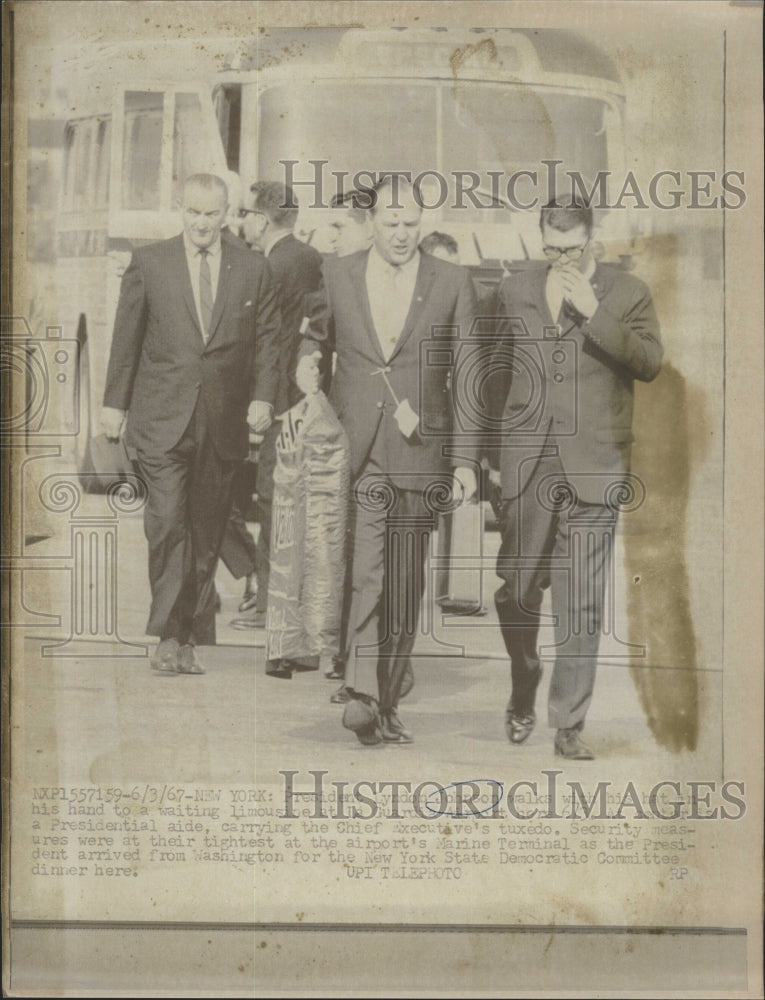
left=342, top=696, right=382, bottom=746
left=230, top=610, right=266, bottom=630
left=151, top=638, right=179, bottom=673
left=505, top=708, right=536, bottom=745
left=382, top=708, right=413, bottom=744
left=177, top=644, right=205, bottom=675
left=325, top=657, right=345, bottom=681
left=266, top=659, right=293, bottom=679
left=330, top=685, right=350, bottom=704
left=554, top=728, right=594, bottom=760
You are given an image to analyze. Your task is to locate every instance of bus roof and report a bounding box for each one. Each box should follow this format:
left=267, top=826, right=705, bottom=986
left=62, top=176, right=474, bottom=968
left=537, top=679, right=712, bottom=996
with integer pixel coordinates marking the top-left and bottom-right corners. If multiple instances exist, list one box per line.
left=234, top=27, right=621, bottom=85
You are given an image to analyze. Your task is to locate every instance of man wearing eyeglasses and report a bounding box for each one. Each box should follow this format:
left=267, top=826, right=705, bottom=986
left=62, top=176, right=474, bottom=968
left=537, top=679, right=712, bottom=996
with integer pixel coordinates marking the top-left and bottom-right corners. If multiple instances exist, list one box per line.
left=479, top=200, right=663, bottom=759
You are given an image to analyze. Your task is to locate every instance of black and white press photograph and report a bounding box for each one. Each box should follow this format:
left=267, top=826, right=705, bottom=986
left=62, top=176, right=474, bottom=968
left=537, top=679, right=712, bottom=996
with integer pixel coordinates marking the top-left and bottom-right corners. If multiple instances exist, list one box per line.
left=2, top=0, right=763, bottom=995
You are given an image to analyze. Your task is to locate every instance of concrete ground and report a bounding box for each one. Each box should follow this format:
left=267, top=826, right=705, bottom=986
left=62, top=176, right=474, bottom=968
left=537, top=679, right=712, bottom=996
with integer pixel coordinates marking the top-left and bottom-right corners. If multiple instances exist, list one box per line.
left=15, top=490, right=722, bottom=789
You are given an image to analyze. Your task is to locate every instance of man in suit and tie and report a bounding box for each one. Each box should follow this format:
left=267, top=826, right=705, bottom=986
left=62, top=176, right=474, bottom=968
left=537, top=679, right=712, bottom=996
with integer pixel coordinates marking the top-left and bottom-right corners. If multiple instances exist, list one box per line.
left=226, top=180, right=325, bottom=632
left=476, top=201, right=663, bottom=759
left=297, top=178, right=478, bottom=745
left=101, top=173, right=280, bottom=674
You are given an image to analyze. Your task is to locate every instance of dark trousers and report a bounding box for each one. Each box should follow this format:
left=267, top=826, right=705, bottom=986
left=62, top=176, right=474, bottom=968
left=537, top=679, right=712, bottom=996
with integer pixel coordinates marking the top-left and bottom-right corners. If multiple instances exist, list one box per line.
left=253, top=422, right=279, bottom=614
left=218, top=461, right=258, bottom=580
left=137, top=398, right=236, bottom=646
left=345, top=453, right=433, bottom=713
left=496, top=452, right=617, bottom=731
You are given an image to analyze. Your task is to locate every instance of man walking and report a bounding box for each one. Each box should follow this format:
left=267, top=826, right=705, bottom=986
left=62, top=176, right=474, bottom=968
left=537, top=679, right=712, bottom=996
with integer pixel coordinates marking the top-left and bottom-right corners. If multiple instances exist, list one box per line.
left=227, top=180, right=324, bottom=631
left=102, top=173, right=280, bottom=674
left=479, top=201, right=662, bottom=758
left=298, top=179, right=477, bottom=745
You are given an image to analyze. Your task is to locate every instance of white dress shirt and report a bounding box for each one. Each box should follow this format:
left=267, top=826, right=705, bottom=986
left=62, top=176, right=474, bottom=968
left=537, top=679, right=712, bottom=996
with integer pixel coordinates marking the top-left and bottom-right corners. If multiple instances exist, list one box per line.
left=365, top=247, right=420, bottom=360
left=183, top=233, right=223, bottom=339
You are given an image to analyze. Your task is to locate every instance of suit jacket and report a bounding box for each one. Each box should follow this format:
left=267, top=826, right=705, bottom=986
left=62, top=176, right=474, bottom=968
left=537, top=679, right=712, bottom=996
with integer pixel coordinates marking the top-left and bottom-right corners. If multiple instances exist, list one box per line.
left=266, top=233, right=324, bottom=414
left=301, top=249, right=477, bottom=483
left=103, top=232, right=280, bottom=461
left=480, top=262, right=663, bottom=504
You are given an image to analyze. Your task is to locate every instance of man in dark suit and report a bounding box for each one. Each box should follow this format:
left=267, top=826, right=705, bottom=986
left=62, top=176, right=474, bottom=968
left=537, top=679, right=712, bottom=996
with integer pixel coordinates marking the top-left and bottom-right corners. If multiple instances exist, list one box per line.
left=101, top=173, right=280, bottom=674
left=297, top=179, right=478, bottom=745
left=476, top=201, right=663, bottom=758
left=226, top=180, right=325, bottom=632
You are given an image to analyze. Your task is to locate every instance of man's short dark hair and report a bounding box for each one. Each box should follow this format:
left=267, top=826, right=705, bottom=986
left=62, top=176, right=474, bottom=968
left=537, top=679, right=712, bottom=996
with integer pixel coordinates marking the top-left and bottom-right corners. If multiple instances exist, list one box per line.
left=540, top=200, right=594, bottom=237
left=369, top=176, right=422, bottom=215
left=419, top=232, right=459, bottom=257
left=330, top=190, right=372, bottom=223
left=250, top=181, right=299, bottom=228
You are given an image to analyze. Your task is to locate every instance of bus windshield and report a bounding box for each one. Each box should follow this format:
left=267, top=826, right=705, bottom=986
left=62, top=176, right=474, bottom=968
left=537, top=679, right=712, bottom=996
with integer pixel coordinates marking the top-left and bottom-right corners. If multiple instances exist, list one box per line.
left=256, top=80, right=612, bottom=217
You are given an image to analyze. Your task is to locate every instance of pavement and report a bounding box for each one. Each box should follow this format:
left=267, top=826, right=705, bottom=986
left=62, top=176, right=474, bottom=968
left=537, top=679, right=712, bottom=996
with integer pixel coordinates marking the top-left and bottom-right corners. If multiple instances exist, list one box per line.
left=15, top=493, right=722, bottom=790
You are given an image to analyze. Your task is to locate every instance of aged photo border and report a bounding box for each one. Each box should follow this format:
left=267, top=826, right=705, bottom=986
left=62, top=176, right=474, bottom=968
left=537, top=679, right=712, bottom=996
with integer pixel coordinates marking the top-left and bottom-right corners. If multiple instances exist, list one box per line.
left=2, top=0, right=763, bottom=995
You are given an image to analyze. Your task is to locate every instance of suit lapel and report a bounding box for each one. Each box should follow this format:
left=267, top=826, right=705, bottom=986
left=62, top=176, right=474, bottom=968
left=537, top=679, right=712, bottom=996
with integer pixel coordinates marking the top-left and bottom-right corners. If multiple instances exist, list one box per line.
left=348, top=251, right=385, bottom=361
left=388, top=253, right=437, bottom=362
left=205, top=241, right=232, bottom=345
left=174, top=235, right=203, bottom=335
left=532, top=266, right=557, bottom=329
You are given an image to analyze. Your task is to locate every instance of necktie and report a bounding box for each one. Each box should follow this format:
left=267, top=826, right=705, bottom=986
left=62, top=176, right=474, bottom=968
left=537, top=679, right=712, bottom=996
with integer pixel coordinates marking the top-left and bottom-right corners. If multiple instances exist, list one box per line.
left=199, top=249, right=213, bottom=342
left=383, top=265, right=406, bottom=356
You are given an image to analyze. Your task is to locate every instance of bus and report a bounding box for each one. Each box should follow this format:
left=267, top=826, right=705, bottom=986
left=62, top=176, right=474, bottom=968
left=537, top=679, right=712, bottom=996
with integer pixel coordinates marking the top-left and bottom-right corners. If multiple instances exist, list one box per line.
left=27, top=26, right=636, bottom=484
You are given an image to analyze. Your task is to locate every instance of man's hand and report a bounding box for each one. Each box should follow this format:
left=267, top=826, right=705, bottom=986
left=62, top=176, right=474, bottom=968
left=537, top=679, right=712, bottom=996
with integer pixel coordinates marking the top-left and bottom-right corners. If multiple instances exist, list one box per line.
left=101, top=407, right=126, bottom=441
left=557, top=266, right=599, bottom=321
left=453, top=466, right=478, bottom=503
left=248, top=400, right=273, bottom=434
left=296, top=351, right=322, bottom=396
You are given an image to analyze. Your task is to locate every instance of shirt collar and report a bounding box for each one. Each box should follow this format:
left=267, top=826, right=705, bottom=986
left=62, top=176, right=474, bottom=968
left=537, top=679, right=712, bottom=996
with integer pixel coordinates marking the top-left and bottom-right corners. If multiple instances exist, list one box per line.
left=368, top=244, right=420, bottom=277
left=183, top=232, right=222, bottom=258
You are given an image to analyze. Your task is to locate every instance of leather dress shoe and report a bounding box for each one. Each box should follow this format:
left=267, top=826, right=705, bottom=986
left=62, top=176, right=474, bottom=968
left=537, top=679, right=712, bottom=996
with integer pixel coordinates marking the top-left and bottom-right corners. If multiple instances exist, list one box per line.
left=342, top=696, right=382, bottom=746
left=381, top=708, right=413, bottom=744
left=266, top=659, right=293, bottom=679
left=151, top=638, right=180, bottom=674
left=177, top=644, right=205, bottom=675
left=230, top=610, right=266, bottom=630
left=505, top=708, right=536, bottom=745
left=554, top=728, right=594, bottom=760
left=330, top=685, right=350, bottom=704
left=325, top=657, right=345, bottom=681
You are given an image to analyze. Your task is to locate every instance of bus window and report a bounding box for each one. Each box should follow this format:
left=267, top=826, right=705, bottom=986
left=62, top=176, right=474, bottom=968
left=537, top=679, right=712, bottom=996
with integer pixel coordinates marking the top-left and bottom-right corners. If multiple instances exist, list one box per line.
left=172, top=92, right=208, bottom=203
left=214, top=84, right=242, bottom=173
left=62, top=121, right=93, bottom=213
left=94, top=118, right=111, bottom=207
left=257, top=83, right=437, bottom=190
left=62, top=123, right=76, bottom=210
left=122, top=91, right=163, bottom=210
left=441, top=85, right=611, bottom=220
